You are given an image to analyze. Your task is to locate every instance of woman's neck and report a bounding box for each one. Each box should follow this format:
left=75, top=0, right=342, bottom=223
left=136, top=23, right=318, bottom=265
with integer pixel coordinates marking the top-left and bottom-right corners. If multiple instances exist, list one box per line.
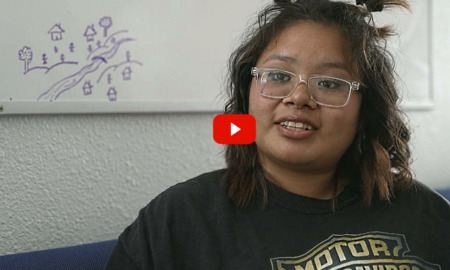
left=260, top=159, right=343, bottom=200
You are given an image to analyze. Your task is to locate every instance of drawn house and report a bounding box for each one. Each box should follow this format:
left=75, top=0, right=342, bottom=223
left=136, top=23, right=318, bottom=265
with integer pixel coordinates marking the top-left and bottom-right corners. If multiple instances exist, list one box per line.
left=122, top=67, right=132, bottom=81
left=83, top=81, right=93, bottom=96
left=84, top=25, right=97, bottom=42
left=48, top=24, right=65, bottom=41
left=107, top=87, right=117, bottom=102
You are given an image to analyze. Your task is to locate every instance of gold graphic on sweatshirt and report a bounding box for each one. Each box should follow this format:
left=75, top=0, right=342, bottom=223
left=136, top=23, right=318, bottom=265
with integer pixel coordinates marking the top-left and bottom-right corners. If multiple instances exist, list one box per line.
left=270, top=232, right=441, bottom=270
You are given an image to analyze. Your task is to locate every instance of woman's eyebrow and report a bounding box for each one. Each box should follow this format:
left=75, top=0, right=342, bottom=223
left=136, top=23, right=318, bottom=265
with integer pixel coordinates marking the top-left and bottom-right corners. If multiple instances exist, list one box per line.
left=315, top=61, right=349, bottom=72
left=263, top=55, right=350, bottom=71
left=263, top=54, right=297, bottom=64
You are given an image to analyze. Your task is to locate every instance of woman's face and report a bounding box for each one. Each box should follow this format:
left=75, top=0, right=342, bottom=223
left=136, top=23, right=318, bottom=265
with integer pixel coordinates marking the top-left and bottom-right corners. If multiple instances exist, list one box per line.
left=249, top=22, right=361, bottom=175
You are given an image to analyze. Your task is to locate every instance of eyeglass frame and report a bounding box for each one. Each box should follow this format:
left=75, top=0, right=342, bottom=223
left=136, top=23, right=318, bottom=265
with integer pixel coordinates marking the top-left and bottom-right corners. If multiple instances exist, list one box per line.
left=250, top=67, right=361, bottom=108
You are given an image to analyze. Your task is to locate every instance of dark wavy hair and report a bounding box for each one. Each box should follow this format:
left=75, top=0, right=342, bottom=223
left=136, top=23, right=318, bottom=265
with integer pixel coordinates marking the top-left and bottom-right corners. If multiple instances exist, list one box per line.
left=224, top=0, right=413, bottom=208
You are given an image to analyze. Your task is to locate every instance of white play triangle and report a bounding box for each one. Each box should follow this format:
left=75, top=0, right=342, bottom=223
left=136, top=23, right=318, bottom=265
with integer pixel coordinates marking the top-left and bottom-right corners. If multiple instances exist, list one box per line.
left=230, top=123, right=241, bottom=136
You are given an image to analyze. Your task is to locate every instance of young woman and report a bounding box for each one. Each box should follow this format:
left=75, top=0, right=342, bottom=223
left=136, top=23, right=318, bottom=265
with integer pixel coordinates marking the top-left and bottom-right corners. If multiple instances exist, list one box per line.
left=105, top=0, right=450, bottom=269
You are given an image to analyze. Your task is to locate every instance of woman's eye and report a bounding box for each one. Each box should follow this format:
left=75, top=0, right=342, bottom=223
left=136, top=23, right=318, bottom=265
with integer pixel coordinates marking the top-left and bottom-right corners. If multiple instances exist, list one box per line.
left=267, top=72, right=291, bottom=83
left=317, top=79, right=343, bottom=89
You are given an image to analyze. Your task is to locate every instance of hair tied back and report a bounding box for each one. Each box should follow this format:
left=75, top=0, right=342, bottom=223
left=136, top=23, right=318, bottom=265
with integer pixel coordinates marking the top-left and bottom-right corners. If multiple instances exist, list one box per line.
left=356, top=0, right=384, bottom=12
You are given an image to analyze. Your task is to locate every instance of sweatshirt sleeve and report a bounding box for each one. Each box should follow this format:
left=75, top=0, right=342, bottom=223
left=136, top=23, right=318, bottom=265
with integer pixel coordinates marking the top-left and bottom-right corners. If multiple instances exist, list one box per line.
left=103, top=239, right=141, bottom=270
left=103, top=171, right=228, bottom=270
left=103, top=189, right=178, bottom=270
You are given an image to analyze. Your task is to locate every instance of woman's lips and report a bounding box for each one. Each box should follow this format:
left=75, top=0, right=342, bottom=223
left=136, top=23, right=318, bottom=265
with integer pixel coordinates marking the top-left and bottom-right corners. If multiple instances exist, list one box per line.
left=279, top=121, right=315, bottom=131
left=277, top=122, right=316, bottom=139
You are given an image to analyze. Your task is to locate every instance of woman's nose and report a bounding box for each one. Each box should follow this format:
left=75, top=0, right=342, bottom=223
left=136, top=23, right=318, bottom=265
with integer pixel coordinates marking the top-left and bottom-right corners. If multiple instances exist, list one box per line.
left=282, top=81, right=318, bottom=109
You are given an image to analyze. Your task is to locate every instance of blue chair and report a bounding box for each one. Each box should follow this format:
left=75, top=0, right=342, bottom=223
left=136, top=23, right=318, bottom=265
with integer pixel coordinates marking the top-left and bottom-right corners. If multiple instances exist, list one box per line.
left=0, top=240, right=117, bottom=270
left=437, top=188, right=450, bottom=201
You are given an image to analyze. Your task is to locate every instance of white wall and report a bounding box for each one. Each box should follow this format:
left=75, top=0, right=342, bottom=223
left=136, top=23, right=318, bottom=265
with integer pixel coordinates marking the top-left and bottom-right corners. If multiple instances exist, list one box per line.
left=407, top=0, right=450, bottom=188
left=1, top=0, right=450, bottom=255
left=0, top=113, right=224, bottom=254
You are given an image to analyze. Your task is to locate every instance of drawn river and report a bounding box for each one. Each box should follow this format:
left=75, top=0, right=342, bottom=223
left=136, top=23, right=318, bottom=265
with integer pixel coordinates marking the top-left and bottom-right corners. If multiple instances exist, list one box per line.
left=37, top=36, right=134, bottom=101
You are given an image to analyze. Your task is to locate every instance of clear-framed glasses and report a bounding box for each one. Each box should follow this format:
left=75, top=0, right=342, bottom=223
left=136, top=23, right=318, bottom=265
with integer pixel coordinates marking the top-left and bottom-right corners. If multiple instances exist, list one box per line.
left=251, top=67, right=361, bottom=107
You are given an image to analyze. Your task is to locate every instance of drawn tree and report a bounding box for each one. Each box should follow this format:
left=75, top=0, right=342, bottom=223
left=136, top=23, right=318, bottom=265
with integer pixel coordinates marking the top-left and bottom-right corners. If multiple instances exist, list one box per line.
left=99, top=16, right=113, bottom=37
left=18, top=46, right=33, bottom=73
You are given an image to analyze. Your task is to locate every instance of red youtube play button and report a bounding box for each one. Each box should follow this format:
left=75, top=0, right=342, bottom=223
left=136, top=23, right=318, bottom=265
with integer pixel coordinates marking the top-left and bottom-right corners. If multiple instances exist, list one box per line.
left=213, top=114, right=256, bottom=145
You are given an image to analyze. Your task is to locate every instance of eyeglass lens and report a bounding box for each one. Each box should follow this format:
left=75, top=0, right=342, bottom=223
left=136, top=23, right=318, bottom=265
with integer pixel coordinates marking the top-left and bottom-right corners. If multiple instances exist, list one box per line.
left=257, top=70, right=351, bottom=106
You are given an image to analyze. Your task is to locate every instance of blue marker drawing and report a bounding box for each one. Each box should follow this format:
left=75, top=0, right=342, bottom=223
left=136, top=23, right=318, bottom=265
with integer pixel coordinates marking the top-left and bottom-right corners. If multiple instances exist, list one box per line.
left=96, top=59, right=142, bottom=83
left=38, top=34, right=135, bottom=101
left=107, top=87, right=117, bottom=102
left=86, top=30, right=128, bottom=60
left=92, top=56, right=107, bottom=63
left=99, top=16, right=112, bottom=37
left=18, top=46, right=33, bottom=73
left=93, top=32, right=143, bottom=83
left=83, top=81, right=93, bottom=95
left=42, top=54, right=48, bottom=65
left=84, top=25, right=97, bottom=42
left=19, top=44, right=78, bottom=74
left=17, top=16, right=143, bottom=102
left=19, top=46, right=78, bottom=74
left=122, top=67, right=132, bottom=81
left=43, top=61, right=78, bottom=74
left=48, top=24, right=65, bottom=41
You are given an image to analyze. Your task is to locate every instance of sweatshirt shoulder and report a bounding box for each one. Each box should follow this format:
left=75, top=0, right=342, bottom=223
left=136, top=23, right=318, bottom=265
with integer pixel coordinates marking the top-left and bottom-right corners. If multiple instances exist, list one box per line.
left=149, top=169, right=228, bottom=208
left=396, top=180, right=450, bottom=210
left=164, top=169, right=227, bottom=196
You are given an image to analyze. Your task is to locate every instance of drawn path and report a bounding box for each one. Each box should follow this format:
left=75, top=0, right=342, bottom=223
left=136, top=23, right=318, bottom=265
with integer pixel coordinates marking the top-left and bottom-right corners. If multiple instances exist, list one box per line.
left=38, top=34, right=134, bottom=101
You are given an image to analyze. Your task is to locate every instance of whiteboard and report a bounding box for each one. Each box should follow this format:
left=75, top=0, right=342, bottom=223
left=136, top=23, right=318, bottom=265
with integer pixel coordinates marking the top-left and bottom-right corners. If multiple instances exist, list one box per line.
left=0, top=0, right=431, bottom=114
left=0, top=0, right=268, bottom=114
left=374, top=0, right=433, bottom=111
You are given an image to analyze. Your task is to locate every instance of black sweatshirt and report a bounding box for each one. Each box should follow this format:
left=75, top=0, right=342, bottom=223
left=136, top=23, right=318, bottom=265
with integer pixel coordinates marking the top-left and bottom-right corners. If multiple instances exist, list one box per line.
left=104, top=169, right=450, bottom=269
